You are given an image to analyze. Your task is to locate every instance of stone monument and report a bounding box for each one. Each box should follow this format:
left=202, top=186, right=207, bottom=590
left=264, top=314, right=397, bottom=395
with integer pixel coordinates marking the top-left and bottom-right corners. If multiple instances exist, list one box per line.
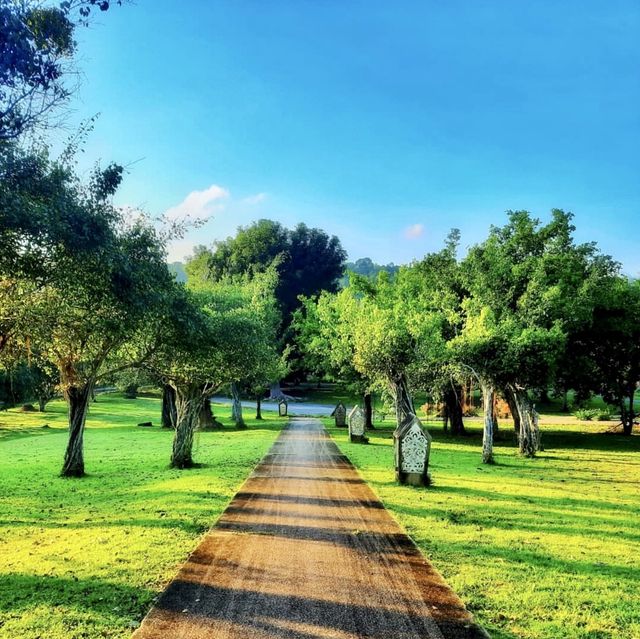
left=393, top=413, right=432, bottom=486
left=348, top=405, right=367, bottom=443
left=278, top=399, right=288, bottom=417
left=334, top=402, right=347, bottom=427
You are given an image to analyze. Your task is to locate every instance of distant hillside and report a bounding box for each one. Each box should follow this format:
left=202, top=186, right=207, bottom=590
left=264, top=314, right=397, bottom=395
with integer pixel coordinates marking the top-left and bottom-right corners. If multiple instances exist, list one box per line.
left=168, top=261, right=187, bottom=283
left=340, top=258, right=400, bottom=287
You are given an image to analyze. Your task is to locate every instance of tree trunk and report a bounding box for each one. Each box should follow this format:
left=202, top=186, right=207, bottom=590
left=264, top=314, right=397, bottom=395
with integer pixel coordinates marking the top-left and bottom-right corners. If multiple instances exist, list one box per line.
left=509, top=385, right=540, bottom=457
left=503, top=385, right=521, bottom=434
left=561, top=390, right=569, bottom=412
left=161, top=384, right=177, bottom=429
left=364, top=391, right=374, bottom=429
left=123, top=384, right=138, bottom=399
left=199, top=397, right=216, bottom=429
left=255, top=395, right=263, bottom=420
left=268, top=381, right=284, bottom=400
left=171, top=383, right=203, bottom=468
left=391, top=374, right=414, bottom=427
left=443, top=384, right=465, bottom=435
left=38, top=396, right=47, bottom=412
left=61, top=382, right=94, bottom=477
left=481, top=381, right=495, bottom=464
left=623, top=387, right=635, bottom=436
left=231, top=382, right=246, bottom=429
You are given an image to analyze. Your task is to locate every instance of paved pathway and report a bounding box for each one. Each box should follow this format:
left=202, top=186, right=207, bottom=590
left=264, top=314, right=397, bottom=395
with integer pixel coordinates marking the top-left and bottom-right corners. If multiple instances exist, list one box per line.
left=134, top=419, right=487, bottom=639
left=212, top=396, right=336, bottom=416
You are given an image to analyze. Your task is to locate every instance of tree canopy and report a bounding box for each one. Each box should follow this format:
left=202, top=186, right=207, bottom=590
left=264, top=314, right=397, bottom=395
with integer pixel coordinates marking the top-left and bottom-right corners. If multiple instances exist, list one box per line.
left=187, top=219, right=347, bottom=328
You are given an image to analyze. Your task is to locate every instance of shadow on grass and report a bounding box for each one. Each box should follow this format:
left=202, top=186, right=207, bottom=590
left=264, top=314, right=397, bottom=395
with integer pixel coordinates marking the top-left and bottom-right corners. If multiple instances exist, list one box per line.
left=388, top=492, right=640, bottom=545
left=0, top=426, right=66, bottom=442
left=351, top=421, right=640, bottom=455
left=0, top=573, right=154, bottom=618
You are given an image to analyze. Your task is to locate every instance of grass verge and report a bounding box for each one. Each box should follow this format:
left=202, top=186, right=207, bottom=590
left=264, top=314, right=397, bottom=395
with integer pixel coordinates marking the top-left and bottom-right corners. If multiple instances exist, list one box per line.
left=327, top=418, right=640, bottom=639
left=0, top=394, right=284, bottom=639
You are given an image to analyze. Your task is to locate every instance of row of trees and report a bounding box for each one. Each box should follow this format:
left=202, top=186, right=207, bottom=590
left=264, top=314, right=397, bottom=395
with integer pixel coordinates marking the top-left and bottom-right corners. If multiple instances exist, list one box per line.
left=295, top=211, right=640, bottom=464
left=0, top=141, right=287, bottom=475
left=0, top=0, right=293, bottom=477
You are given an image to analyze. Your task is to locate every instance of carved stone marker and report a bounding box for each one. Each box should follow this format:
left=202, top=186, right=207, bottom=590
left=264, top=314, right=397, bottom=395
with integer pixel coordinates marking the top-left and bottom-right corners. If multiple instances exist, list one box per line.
left=393, top=414, right=432, bottom=486
left=348, top=405, right=367, bottom=443
left=334, top=402, right=347, bottom=427
left=278, top=400, right=288, bottom=417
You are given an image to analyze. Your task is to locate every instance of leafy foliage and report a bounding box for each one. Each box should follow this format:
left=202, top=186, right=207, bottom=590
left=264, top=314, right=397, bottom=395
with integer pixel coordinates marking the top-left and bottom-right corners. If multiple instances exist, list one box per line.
left=0, top=0, right=122, bottom=140
left=187, top=219, right=347, bottom=328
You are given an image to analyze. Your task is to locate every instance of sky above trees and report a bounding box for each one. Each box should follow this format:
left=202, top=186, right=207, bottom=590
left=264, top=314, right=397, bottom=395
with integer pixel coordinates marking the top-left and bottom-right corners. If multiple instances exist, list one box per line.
left=60, top=0, right=639, bottom=273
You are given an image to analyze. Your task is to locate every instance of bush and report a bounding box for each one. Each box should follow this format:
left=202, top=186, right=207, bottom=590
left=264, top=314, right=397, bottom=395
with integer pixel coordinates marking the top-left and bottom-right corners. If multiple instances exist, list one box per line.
left=574, top=408, right=612, bottom=421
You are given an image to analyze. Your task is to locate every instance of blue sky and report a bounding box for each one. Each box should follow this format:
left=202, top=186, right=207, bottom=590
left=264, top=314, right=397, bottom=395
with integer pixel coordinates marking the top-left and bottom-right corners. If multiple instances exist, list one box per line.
left=64, top=1, right=639, bottom=273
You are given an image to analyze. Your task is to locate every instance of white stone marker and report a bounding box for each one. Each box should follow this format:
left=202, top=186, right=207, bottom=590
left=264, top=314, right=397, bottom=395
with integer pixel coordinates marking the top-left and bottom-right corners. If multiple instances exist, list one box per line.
left=393, top=413, right=432, bottom=486
left=348, top=405, right=367, bottom=443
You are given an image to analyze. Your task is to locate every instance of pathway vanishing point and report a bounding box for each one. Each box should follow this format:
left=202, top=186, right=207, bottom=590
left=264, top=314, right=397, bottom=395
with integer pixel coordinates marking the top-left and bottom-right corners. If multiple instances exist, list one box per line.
left=133, top=418, right=488, bottom=639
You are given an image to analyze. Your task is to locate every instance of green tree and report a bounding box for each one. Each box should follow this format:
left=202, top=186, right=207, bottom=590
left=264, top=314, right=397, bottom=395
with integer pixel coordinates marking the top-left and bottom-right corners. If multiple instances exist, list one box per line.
left=188, top=219, right=347, bottom=329
left=16, top=165, right=174, bottom=476
left=294, top=289, right=377, bottom=426
left=0, top=0, right=122, bottom=141
left=459, top=210, right=613, bottom=458
left=394, top=231, right=468, bottom=436
left=582, top=277, right=640, bottom=435
left=146, top=277, right=281, bottom=467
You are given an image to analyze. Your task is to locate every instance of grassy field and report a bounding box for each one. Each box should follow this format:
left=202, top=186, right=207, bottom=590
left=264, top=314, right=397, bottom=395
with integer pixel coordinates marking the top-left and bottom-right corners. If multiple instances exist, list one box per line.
left=0, top=394, right=284, bottom=639
left=326, top=418, right=640, bottom=639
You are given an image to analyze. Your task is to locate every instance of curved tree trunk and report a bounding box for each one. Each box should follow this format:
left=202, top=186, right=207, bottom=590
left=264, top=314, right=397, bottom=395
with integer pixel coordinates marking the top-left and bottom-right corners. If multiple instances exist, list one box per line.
left=231, top=382, right=246, bottom=429
left=61, top=382, right=94, bottom=477
left=364, top=391, right=374, bottom=429
left=480, top=381, right=496, bottom=464
left=443, top=384, right=466, bottom=436
left=503, top=385, right=521, bottom=434
left=623, top=387, right=635, bottom=436
left=509, top=385, right=540, bottom=457
left=391, top=374, right=414, bottom=427
left=161, top=384, right=177, bottom=429
left=171, top=383, right=203, bottom=468
left=255, top=395, right=263, bottom=420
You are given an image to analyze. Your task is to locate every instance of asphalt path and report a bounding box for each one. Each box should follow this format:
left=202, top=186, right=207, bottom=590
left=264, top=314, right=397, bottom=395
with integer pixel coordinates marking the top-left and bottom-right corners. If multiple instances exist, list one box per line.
left=133, top=418, right=488, bottom=639
left=212, top=396, right=336, bottom=417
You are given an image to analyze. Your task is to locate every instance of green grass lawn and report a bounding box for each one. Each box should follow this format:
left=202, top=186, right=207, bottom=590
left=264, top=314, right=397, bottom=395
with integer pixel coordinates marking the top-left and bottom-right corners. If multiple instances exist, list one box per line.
left=326, top=418, right=640, bottom=639
left=0, top=394, right=284, bottom=639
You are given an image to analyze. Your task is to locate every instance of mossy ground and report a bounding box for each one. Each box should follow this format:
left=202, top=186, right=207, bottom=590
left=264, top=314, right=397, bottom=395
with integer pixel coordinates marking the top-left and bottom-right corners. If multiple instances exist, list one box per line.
left=327, top=418, right=640, bottom=639
left=0, top=394, right=284, bottom=639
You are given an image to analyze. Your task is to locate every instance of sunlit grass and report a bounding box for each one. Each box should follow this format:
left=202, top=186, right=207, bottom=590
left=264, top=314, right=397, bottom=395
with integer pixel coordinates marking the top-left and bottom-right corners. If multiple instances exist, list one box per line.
left=0, top=394, right=284, bottom=639
left=327, top=418, right=640, bottom=639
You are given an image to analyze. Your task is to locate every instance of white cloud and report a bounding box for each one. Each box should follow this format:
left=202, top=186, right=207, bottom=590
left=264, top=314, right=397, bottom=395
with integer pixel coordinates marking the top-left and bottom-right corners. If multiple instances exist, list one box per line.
left=404, top=223, right=424, bottom=239
left=242, top=192, right=268, bottom=205
left=164, top=184, right=229, bottom=222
